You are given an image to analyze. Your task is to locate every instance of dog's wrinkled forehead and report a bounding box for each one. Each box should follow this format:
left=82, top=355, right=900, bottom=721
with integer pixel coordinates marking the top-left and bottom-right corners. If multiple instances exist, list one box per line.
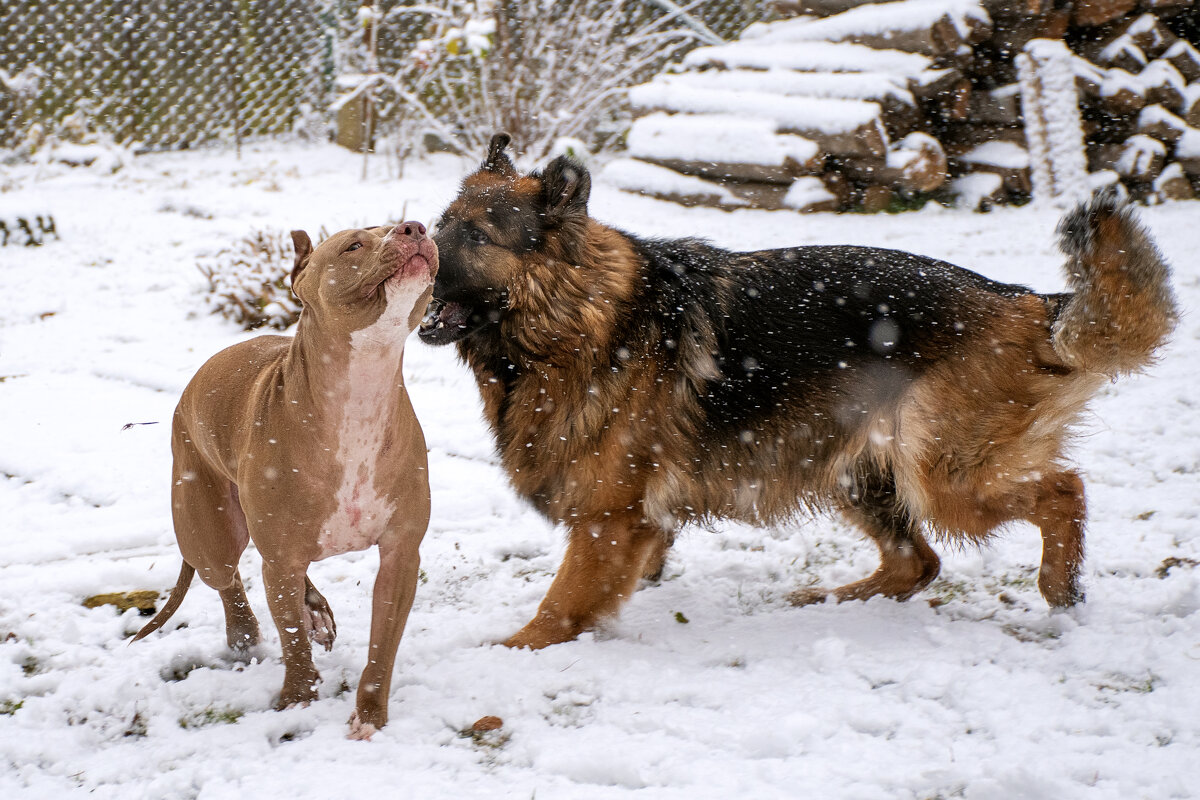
left=314, top=227, right=385, bottom=260
left=443, top=170, right=545, bottom=251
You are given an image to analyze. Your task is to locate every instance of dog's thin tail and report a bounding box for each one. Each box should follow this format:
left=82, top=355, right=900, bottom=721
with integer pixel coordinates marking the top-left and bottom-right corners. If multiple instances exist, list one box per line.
left=130, top=561, right=195, bottom=643
left=1051, top=188, right=1178, bottom=377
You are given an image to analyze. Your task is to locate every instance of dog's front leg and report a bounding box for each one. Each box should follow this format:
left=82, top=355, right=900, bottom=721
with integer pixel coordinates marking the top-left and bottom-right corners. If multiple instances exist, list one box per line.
left=348, top=533, right=422, bottom=740
left=505, top=514, right=664, bottom=650
left=261, top=560, right=321, bottom=710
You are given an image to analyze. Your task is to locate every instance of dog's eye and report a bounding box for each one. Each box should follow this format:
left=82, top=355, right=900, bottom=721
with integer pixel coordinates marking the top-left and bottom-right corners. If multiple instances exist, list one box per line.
left=469, top=228, right=490, bottom=246
left=345, top=242, right=363, bottom=253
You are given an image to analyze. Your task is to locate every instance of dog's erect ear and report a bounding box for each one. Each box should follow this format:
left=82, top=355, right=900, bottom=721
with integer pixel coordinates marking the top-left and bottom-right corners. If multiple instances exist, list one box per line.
left=541, top=156, right=591, bottom=222
left=482, top=132, right=515, bottom=176
left=290, top=230, right=313, bottom=304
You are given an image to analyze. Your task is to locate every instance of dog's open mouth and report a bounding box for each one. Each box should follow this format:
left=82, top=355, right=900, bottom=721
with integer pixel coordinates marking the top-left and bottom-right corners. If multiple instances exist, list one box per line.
left=418, top=297, right=473, bottom=344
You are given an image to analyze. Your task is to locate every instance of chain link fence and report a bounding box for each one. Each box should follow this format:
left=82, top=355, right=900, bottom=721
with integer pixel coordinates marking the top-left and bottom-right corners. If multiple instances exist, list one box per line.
left=0, top=0, right=329, bottom=150
left=0, top=1, right=767, bottom=153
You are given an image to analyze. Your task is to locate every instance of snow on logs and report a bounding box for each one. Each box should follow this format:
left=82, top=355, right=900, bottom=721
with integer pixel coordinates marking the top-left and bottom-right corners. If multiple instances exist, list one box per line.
left=610, top=0, right=1200, bottom=212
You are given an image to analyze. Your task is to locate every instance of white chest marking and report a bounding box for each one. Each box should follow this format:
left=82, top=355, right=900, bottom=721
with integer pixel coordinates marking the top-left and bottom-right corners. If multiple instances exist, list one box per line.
left=315, top=277, right=427, bottom=560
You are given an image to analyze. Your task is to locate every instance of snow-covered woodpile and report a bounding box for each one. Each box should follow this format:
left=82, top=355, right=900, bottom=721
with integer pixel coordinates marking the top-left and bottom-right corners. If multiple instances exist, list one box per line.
left=605, top=0, right=1200, bottom=211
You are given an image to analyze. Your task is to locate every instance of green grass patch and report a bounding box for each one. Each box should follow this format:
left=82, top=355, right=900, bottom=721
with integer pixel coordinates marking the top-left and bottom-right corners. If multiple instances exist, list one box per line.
left=179, top=707, right=244, bottom=728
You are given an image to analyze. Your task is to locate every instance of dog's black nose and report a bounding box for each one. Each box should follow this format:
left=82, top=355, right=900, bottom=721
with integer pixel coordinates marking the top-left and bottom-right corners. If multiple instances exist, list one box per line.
left=399, top=220, right=427, bottom=239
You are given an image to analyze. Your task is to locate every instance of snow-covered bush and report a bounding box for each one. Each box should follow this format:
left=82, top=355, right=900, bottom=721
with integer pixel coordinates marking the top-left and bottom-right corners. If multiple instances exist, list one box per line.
left=197, top=229, right=305, bottom=331
left=0, top=210, right=57, bottom=247
left=334, top=0, right=704, bottom=162
left=3, top=102, right=132, bottom=174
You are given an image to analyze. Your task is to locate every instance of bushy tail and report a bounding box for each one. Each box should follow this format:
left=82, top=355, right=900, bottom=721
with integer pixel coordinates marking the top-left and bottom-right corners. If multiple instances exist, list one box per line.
left=1052, top=188, right=1178, bottom=377
left=130, top=561, right=195, bottom=643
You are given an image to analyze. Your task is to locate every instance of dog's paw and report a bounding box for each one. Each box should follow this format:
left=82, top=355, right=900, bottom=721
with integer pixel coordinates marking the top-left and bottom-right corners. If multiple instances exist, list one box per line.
left=787, top=587, right=831, bottom=607
left=303, top=602, right=336, bottom=652
left=347, top=712, right=379, bottom=741
left=306, top=611, right=336, bottom=652
left=275, top=671, right=321, bottom=711
left=303, top=580, right=337, bottom=652
left=275, top=695, right=315, bottom=712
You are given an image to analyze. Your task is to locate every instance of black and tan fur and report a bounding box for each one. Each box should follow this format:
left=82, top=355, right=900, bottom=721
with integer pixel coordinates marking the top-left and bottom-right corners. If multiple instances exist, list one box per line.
left=419, top=134, right=1178, bottom=649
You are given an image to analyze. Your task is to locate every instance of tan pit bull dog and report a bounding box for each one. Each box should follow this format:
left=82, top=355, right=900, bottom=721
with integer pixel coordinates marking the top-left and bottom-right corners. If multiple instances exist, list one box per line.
left=133, top=221, right=437, bottom=740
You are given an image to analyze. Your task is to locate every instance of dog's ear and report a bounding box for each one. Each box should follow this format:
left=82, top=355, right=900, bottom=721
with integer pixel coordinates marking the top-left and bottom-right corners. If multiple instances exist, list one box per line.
left=290, top=230, right=313, bottom=304
left=541, top=156, right=591, bottom=222
left=482, top=132, right=515, bottom=176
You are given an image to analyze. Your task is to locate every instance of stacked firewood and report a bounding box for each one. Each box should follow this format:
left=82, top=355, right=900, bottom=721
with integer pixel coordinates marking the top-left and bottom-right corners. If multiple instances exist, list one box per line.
left=604, top=0, right=1200, bottom=211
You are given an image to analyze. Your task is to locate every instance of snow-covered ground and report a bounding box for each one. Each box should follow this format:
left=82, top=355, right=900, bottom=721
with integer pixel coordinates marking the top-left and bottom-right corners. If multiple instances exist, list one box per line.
left=1, top=143, right=1198, bottom=799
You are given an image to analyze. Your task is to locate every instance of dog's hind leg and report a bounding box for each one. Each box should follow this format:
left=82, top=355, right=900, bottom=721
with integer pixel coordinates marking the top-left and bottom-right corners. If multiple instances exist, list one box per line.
left=505, top=513, right=666, bottom=649
left=172, top=462, right=261, bottom=652
left=1028, top=470, right=1086, bottom=607
left=260, top=557, right=321, bottom=709
left=209, top=484, right=261, bottom=652
left=218, top=570, right=260, bottom=653
left=791, top=470, right=940, bottom=606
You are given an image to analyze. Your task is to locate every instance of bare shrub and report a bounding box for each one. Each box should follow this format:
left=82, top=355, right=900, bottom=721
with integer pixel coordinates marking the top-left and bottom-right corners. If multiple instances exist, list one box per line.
left=338, top=0, right=709, bottom=162
left=197, top=229, right=308, bottom=331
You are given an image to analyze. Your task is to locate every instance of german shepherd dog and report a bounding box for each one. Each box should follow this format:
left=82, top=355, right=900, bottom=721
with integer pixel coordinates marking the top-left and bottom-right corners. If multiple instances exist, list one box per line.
left=419, top=134, right=1177, bottom=650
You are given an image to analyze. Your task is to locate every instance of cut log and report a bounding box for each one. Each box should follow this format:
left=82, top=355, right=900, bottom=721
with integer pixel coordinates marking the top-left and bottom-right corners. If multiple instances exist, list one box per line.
left=782, top=177, right=842, bottom=212
left=1137, top=103, right=1189, bottom=144
left=1182, top=84, right=1200, bottom=127
left=1178, top=128, right=1200, bottom=177
left=857, top=184, right=894, bottom=212
left=819, top=170, right=854, bottom=207
left=1088, top=142, right=1125, bottom=172
left=943, top=122, right=1028, bottom=148
left=1120, top=13, right=1178, bottom=58
left=626, top=112, right=825, bottom=183
left=985, top=9, right=1072, bottom=61
left=1111, top=133, right=1168, bottom=180
left=1154, top=162, right=1195, bottom=199
left=629, top=84, right=890, bottom=158
left=1082, top=113, right=1137, bottom=144
left=644, top=70, right=916, bottom=106
left=953, top=140, right=1032, bottom=193
left=918, top=75, right=972, bottom=120
left=949, top=170, right=1007, bottom=210
left=1072, top=0, right=1138, bottom=27
left=1091, top=36, right=1148, bottom=73
left=1164, top=41, right=1200, bottom=83
left=600, top=159, right=748, bottom=210
left=724, top=182, right=793, bottom=211
left=633, top=157, right=812, bottom=185
left=766, top=4, right=993, bottom=59
left=747, top=0, right=993, bottom=58
left=981, top=0, right=1056, bottom=16
left=885, top=132, right=949, bottom=191
left=1076, top=66, right=1147, bottom=115
left=1099, top=69, right=1148, bottom=115
left=968, top=83, right=1022, bottom=124
left=1089, top=13, right=1178, bottom=68
left=767, top=0, right=879, bottom=17
left=1138, top=60, right=1186, bottom=110
left=1138, top=0, right=1196, bottom=16
left=841, top=132, right=948, bottom=192
left=909, top=66, right=964, bottom=100
left=683, top=40, right=933, bottom=77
